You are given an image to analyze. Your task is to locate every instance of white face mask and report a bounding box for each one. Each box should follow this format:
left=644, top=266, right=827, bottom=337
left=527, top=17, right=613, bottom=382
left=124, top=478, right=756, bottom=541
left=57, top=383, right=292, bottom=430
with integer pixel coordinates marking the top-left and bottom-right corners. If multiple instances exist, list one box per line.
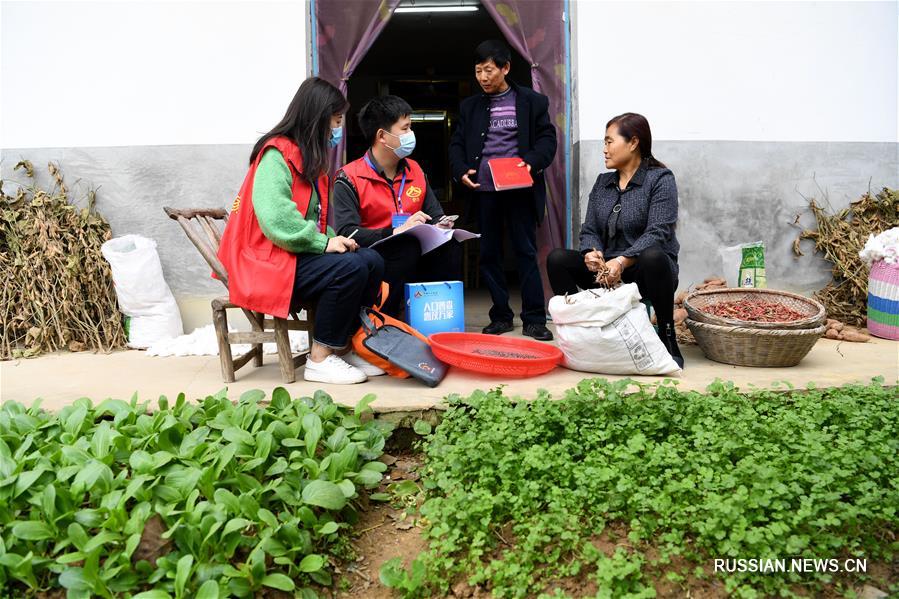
left=383, top=130, right=416, bottom=158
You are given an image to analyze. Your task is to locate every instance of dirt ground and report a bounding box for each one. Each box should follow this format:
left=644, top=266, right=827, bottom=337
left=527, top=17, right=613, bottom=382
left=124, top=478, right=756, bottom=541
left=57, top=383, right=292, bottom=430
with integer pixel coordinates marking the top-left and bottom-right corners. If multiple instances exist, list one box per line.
left=333, top=454, right=429, bottom=599
left=334, top=501, right=428, bottom=598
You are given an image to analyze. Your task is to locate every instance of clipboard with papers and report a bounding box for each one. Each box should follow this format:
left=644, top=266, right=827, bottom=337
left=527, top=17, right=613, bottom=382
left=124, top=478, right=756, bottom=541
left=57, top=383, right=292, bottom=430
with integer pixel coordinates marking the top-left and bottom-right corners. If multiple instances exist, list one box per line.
left=370, top=223, right=479, bottom=255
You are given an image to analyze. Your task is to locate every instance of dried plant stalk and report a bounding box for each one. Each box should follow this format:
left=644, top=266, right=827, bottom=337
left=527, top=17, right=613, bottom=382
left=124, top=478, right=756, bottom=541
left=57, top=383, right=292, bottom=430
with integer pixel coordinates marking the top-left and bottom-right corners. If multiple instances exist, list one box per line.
left=1, top=161, right=126, bottom=359
left=590, top=248, right=619, bottom=289
left=793, top=187, right=897, bottom=326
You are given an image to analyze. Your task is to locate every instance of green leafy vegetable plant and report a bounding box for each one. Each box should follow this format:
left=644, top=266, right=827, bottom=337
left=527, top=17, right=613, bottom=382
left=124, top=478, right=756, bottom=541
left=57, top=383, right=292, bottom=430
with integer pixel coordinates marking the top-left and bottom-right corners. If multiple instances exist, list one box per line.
left=382, top=379, right=898, bottom=598
left=0, top=388, right=391, bottom=598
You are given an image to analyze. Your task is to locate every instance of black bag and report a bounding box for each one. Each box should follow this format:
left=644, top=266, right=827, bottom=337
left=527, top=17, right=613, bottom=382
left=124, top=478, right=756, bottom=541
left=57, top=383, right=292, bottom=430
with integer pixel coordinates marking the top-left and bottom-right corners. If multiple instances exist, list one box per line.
left=358, top=308, right=448, bottom=387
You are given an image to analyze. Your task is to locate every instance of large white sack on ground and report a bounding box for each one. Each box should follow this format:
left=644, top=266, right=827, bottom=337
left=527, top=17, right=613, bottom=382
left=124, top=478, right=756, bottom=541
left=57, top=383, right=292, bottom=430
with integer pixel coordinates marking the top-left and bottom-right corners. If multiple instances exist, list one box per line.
left=548, top=283, right=681, bottom=376
left=101, top=235, right=183, bottom=348
left=146, top=324, right=309, bottom=357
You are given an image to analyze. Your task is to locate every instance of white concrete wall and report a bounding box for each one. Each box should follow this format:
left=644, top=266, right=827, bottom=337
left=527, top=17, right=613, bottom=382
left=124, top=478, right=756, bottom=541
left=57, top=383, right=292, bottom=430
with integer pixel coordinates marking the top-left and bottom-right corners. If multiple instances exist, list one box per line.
left=1, top=1, right=308, bottom=149
left=571, top=1, right=897, bottom=294
left=574, top=0, right=898, bottom=143
left=5, top=1, right=894, bottom=148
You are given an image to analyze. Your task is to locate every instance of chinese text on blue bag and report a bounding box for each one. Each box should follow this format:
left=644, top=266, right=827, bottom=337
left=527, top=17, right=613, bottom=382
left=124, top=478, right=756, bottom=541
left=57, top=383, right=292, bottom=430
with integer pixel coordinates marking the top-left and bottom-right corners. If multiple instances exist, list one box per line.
left=405, top=281, right=464, bottom=337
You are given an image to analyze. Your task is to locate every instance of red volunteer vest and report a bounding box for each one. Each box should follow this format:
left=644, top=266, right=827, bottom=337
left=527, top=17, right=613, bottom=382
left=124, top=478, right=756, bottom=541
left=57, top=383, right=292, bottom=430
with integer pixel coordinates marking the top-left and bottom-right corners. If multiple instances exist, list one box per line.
left=217, top=136, right=329, bottom=318
left=339, top=154, right=427, bottom=229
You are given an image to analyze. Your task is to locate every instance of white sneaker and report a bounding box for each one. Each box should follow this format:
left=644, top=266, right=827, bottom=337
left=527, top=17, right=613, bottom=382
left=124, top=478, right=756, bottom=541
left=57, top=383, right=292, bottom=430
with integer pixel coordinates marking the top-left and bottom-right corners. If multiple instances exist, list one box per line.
left=343, top=351, right=387, bottom=377
left=304, top=354, right=368, bottom=384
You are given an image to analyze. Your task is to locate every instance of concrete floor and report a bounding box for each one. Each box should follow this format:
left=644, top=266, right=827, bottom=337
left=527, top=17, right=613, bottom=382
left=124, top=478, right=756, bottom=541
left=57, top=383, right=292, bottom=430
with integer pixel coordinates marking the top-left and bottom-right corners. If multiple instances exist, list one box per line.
left=2, top=292, right=897, bottom=412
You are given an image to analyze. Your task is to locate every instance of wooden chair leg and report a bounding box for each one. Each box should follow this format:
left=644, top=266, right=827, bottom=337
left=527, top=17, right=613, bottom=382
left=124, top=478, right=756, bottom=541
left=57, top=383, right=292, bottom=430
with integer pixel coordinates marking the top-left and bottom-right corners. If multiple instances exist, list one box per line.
left=252, top=312, right=264, bottom=367
left=273, top=317, right=296, bottom=383
left=212, top=304, right=235, bottom=383
left=306, top=306, right=315, bottom=352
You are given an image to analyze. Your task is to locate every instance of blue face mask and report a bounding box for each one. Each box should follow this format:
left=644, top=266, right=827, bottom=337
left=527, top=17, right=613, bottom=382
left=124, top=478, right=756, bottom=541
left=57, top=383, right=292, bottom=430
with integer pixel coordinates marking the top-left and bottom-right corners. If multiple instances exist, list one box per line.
left=384, top=130, right=416, bottom=158
left=329, top=126, right=343, bottom=148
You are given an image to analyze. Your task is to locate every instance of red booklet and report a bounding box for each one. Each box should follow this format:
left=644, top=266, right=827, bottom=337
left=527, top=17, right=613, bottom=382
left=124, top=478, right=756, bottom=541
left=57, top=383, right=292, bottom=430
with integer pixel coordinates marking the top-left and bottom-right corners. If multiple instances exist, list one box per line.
left=488, top=157, right=534, bottom=191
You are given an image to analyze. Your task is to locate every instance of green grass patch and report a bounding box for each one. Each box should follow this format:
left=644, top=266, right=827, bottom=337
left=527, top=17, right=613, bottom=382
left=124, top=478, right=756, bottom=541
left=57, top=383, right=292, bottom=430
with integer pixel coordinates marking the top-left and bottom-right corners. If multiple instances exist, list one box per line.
left=386, top=378, right=898, bottom=598
left=0, top=388, right=392, bottom=598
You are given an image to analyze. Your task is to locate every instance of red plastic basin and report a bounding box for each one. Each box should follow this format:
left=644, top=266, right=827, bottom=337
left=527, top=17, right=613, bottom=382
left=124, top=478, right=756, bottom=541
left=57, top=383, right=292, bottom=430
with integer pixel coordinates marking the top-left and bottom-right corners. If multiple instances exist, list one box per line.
left=428, top=332, right=563, bottom=377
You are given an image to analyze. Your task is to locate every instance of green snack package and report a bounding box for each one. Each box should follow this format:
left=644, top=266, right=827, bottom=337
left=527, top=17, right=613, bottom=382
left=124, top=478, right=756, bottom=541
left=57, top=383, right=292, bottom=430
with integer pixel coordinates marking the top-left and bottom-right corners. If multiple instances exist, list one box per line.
left=739, top=242, right=766, bottom=288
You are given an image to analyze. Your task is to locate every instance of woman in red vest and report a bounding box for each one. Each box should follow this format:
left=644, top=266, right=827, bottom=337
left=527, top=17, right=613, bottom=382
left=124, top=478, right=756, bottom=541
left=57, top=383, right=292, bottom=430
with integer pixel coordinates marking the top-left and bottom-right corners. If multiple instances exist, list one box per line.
left=218, top=77, right=385, bottom=384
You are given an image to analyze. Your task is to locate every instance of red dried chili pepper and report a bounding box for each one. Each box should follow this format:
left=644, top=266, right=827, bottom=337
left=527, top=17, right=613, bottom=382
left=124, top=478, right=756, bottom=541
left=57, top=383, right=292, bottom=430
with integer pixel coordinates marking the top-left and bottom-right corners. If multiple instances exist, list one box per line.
left=703, top=300, right=806, bottom=323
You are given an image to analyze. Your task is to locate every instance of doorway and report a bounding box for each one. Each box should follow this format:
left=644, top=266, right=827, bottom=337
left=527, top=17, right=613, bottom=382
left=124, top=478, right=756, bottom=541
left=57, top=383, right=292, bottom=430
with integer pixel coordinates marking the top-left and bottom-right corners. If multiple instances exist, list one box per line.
left=312, top=0, right=571, bottom=296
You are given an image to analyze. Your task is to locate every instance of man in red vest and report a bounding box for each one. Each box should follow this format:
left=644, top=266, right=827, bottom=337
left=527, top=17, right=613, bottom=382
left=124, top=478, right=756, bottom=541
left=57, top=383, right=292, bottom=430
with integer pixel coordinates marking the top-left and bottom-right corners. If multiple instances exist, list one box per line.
left=333, top=95, right=462, bottom=317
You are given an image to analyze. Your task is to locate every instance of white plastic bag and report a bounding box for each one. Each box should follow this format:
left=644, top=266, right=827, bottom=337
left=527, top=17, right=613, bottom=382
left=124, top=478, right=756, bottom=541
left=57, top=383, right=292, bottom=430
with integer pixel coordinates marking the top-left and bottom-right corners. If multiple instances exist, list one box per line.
left=101, top=235, right=183, bottom=348
left=859, top=227, right=899, bottom=265
left=548, top=283, right=681, bottom=375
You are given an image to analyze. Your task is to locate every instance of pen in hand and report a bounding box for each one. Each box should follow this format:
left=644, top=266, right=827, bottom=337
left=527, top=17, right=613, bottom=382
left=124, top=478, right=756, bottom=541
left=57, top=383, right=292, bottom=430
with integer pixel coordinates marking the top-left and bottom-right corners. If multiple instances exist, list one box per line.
left=342, top=228, right=360, bottom=252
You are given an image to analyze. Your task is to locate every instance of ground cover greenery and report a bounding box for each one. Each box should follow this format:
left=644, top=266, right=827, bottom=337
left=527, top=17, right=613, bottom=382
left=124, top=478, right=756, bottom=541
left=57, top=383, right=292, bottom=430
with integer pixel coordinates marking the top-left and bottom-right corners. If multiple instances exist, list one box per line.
left=384, top=378, right=898, bottom=598
left=0, top=388, right=391, bottom=598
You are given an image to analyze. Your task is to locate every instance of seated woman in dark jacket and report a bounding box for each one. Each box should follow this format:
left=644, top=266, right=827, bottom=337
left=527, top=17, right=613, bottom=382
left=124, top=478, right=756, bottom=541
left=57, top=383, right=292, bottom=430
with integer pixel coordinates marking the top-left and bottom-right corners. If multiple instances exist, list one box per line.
left=547, top=112, right=683, bottom=367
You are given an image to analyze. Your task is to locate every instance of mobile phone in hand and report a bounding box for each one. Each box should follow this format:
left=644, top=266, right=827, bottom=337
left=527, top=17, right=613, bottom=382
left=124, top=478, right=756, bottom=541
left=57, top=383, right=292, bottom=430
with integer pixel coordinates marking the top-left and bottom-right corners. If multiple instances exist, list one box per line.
left=437, top=214, right=459, bottom=224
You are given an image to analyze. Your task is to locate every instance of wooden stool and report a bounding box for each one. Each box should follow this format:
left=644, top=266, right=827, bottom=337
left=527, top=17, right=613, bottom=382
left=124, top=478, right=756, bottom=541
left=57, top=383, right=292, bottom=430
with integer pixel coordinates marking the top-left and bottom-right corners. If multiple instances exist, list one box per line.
left=164, top=206, right=314, bottom=383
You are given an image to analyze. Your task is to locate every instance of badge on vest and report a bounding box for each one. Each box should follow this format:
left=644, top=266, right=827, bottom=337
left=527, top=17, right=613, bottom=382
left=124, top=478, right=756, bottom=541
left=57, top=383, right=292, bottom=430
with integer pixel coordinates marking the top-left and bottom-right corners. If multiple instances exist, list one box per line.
left=392, top=213, right=411, bottom=228
left=405, top=185, right=422, bottom=199
left=231, top=196, right=241, bottom=212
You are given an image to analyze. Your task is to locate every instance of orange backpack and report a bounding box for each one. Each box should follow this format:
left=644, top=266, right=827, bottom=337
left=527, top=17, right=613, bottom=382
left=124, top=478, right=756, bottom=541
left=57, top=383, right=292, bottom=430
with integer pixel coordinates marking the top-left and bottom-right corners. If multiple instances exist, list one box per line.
left=352, top=283, right=429, bottom=378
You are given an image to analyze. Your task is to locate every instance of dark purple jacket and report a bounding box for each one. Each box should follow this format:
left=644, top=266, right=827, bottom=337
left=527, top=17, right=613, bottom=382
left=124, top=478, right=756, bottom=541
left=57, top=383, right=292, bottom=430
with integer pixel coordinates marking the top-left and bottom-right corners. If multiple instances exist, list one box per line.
left=579, top=162, right=680, bottom=279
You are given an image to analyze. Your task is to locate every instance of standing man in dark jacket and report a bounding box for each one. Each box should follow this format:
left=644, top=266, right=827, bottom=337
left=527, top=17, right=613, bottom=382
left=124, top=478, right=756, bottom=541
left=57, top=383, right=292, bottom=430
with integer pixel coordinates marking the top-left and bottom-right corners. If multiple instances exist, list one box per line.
left=450, top=40, right=557, bottom=341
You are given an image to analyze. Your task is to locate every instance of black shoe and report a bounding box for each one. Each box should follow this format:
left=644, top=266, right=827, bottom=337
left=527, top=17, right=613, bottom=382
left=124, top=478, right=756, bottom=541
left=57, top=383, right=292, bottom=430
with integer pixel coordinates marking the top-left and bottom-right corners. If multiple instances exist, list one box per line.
left=482, top=320, right=514, bottom=335
left=523, top=323, right=554, bottom=341
left=658, top=322, right=685, bottom=369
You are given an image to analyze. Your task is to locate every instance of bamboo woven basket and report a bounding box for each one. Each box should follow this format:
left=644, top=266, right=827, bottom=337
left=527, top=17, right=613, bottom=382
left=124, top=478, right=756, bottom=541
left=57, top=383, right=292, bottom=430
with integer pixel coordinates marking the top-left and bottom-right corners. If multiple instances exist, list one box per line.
left=684, top=288, right=826, bottom=330
left=686, top=319, right=826, bottom=367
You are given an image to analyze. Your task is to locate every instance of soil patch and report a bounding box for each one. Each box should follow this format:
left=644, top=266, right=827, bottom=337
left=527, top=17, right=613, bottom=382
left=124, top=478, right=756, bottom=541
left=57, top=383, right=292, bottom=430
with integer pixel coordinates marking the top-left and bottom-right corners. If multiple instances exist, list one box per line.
left=334, top=453, right=428, bottom=598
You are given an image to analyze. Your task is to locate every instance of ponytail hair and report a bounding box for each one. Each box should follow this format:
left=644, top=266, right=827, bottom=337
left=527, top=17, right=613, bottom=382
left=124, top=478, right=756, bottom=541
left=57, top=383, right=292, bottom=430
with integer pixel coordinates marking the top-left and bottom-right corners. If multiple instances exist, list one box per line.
left=606, top=112, right=666, bottom=169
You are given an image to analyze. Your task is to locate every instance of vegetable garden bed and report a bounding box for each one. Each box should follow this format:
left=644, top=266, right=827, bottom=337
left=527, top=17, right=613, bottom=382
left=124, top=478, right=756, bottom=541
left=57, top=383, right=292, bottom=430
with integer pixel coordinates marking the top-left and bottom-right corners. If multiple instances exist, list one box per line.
left=1, top=379, right=897, bottom=598
left=1, top=389, right=391, bottom=598
left=381, top=378, right=898, bottom=598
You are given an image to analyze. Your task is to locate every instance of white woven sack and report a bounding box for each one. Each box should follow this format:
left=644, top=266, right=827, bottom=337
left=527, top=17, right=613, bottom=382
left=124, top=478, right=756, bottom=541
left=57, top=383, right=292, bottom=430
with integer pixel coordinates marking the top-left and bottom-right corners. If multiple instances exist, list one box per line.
left=548, top=283, right=680, bottom=375
left=101, top=235, right=183, bottom=348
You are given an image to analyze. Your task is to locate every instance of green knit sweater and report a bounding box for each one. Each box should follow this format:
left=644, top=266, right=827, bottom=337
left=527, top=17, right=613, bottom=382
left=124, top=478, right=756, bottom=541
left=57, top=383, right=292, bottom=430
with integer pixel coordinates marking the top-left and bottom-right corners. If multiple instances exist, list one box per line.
left=252, top=147, right=334, bottom=255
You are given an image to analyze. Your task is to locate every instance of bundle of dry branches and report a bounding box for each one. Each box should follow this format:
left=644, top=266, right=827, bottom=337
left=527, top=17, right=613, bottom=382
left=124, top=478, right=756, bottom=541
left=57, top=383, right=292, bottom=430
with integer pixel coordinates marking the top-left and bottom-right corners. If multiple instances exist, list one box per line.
left=1, top=161, right=126, bottom=359
left=793, top=187, right=897, bottom=326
